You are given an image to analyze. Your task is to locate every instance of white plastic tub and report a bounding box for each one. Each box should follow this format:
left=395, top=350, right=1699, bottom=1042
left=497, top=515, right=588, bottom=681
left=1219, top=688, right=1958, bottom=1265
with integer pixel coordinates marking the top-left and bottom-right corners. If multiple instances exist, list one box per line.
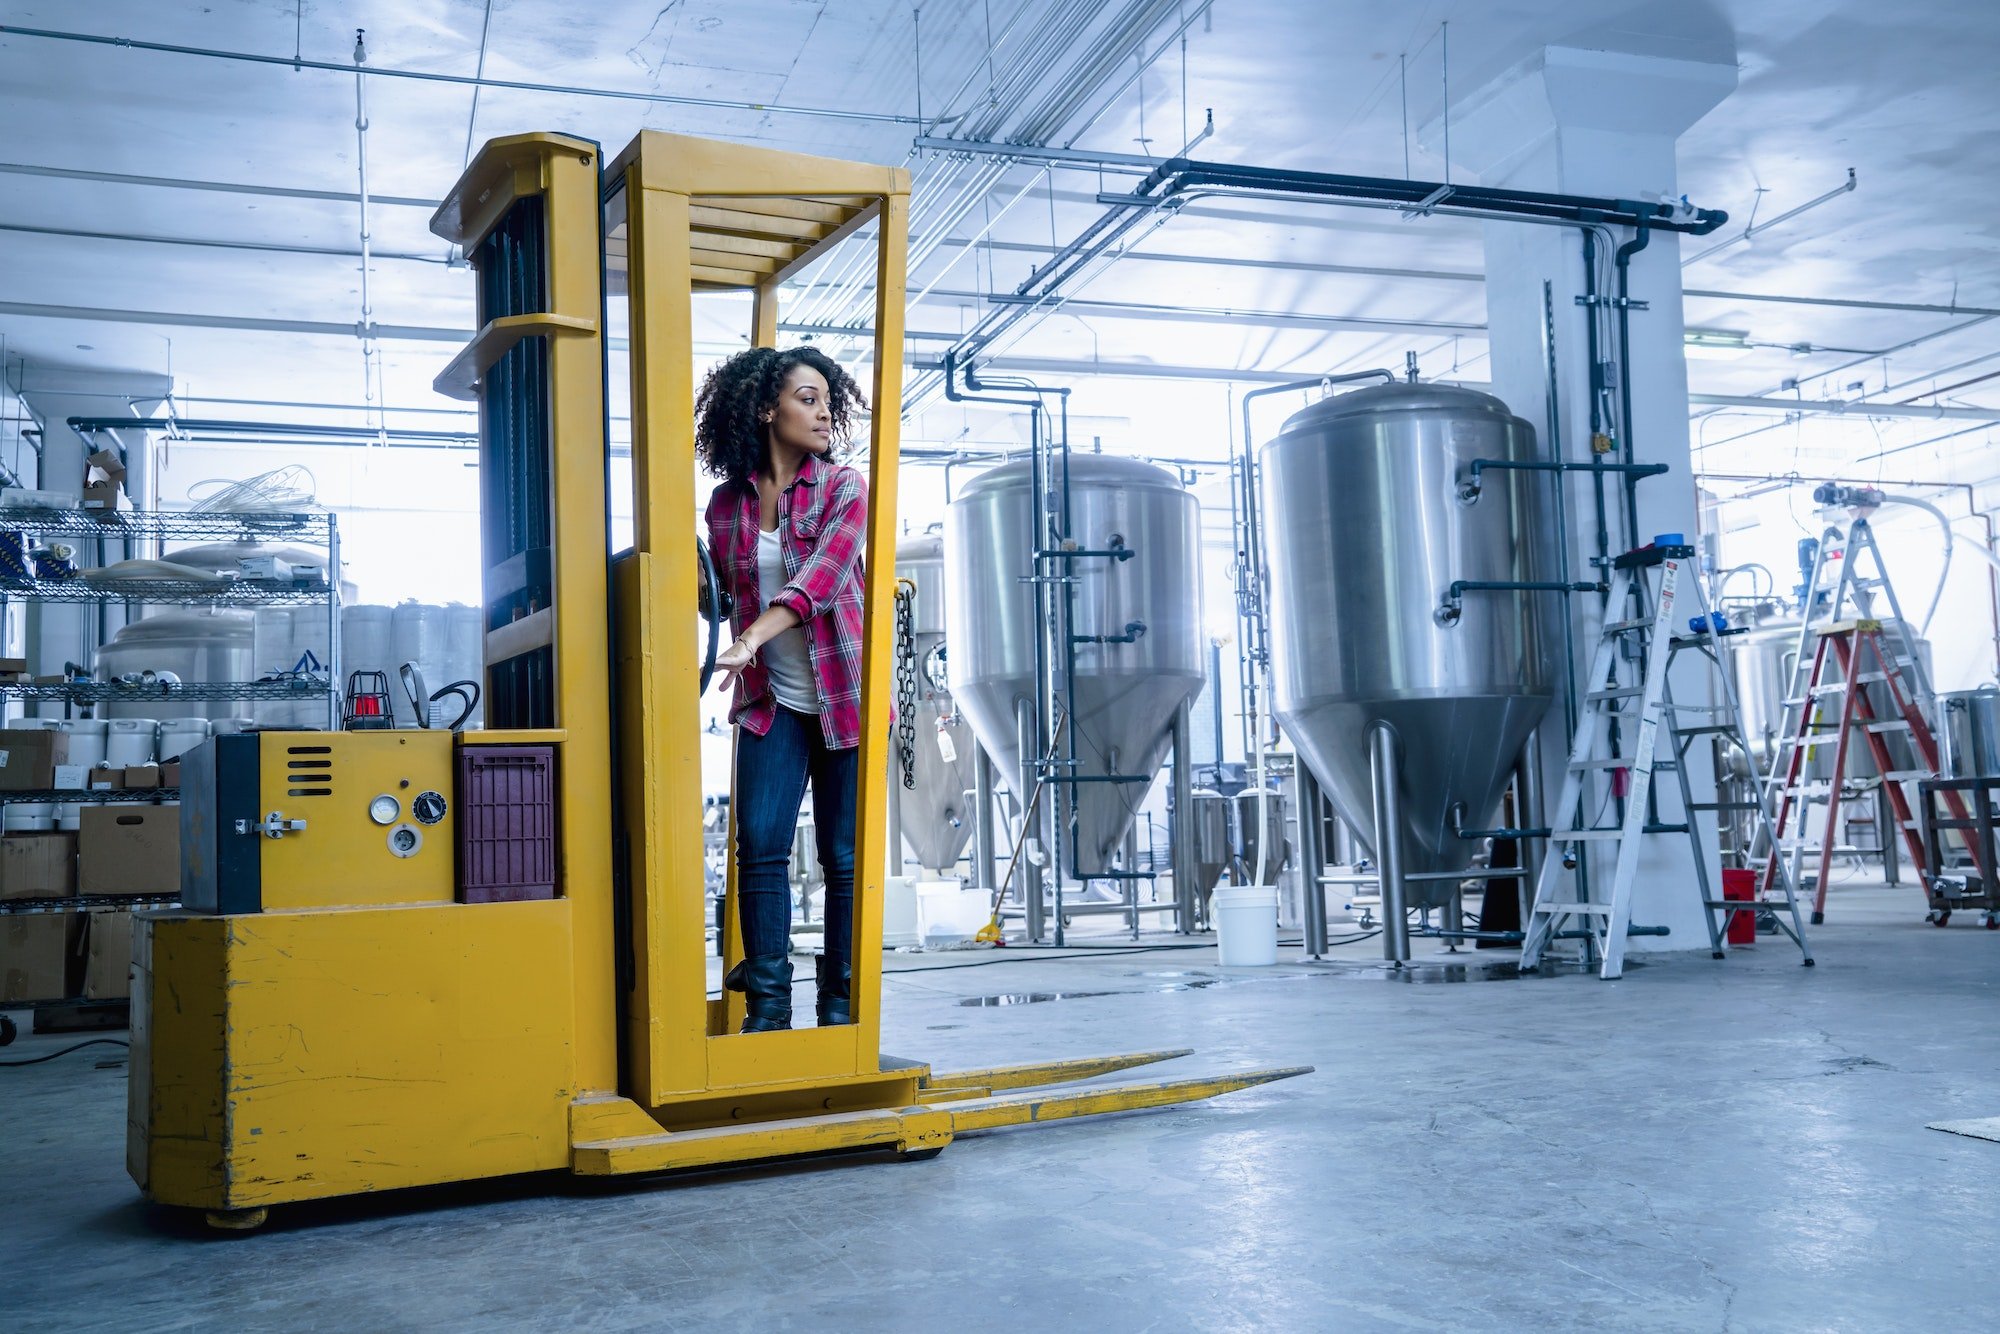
left=1215, top=884, right=1280, bottom=966
left=915, top=880, right=987, bottom=947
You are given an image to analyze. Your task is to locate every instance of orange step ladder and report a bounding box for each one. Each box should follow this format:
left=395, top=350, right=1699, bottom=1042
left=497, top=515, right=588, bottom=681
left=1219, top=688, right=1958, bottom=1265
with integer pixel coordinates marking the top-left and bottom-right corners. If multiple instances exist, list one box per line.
left=1762, top=620, right=1986, bottom=922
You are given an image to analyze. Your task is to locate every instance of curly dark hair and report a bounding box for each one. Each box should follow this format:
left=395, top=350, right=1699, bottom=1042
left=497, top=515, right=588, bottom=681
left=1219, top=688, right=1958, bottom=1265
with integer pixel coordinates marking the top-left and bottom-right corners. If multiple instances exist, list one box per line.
left=694, top=345, right=865, bottom=484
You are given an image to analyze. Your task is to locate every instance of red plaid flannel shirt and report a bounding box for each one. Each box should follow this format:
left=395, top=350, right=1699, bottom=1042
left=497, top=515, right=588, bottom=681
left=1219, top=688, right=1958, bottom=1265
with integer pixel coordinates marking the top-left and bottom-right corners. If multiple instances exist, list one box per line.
left=704, top=452, right=870, bottom=750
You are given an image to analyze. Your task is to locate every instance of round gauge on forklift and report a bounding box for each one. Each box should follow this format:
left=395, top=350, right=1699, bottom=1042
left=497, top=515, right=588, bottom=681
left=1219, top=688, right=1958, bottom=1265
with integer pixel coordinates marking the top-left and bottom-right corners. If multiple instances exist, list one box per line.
left=412, top=790, right=448, bottom=826
left=368, top=793, right=401, bottom=826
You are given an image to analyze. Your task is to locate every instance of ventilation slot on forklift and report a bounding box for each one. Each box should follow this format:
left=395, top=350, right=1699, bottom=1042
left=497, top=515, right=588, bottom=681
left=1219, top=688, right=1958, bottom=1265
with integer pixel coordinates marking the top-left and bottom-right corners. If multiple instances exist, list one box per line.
left=286, top=747, right=333, bottom=798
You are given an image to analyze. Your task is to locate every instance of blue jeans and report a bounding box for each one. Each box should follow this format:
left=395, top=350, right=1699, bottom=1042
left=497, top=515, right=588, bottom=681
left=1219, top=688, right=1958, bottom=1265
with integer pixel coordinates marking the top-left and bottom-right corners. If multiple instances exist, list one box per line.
left=734, top=706, right=855, bottom=965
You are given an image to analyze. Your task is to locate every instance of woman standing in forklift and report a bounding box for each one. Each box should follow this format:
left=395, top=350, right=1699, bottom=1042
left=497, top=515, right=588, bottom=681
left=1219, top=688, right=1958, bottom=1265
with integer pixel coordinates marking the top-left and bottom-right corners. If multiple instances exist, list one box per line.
left=702, top=345, right=871, bottom=1033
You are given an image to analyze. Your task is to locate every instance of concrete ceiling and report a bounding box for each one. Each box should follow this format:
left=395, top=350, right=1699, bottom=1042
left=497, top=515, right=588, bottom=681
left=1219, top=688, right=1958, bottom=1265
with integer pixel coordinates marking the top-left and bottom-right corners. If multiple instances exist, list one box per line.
left=1, top=0, right=1996, bottom=489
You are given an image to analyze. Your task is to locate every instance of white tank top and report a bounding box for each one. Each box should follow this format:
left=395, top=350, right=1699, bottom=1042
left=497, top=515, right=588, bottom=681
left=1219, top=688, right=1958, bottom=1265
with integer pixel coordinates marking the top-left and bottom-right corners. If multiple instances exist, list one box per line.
left=756, top=527, right=820, bottom=714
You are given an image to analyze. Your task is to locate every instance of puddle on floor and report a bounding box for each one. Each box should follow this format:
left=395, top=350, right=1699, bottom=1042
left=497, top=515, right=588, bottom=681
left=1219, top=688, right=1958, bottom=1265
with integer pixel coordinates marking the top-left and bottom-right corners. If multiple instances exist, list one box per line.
left=953, top=957, right=1630, bottom=1005
left=1315, top=957, right=1645, bottom=983
left=958, top=991, right=1116, bottom=1007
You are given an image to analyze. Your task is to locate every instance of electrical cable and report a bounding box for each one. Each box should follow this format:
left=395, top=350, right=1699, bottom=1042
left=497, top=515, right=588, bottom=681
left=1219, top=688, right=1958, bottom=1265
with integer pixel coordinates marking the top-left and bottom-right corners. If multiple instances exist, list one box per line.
left=0, top=1037, right=129, bottom=1067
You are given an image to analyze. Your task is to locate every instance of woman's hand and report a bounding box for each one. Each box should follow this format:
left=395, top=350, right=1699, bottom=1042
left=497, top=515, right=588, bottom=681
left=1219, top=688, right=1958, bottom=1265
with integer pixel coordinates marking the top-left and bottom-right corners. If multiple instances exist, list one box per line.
left=713, top=638, right=755, bottom=692
left=711, top=606, right=803, bottom=694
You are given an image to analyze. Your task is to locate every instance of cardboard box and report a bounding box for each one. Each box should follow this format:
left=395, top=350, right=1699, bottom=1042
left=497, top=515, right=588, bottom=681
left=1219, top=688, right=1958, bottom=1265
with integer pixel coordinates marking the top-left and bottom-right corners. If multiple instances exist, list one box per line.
left=0, top=731, right=70, bottom=791
left=0, top=913, right=83, bottom=1003
left=121, top=764, right=161, bottom=790
left=0, top=657, right=26, bottom=675
left=82, top=910, right=134, bottom=1000
left=0, top=831, right=77, bottom=900
left=78, top=805, right=180, bottom=897
left=83, top=448, right=126, bottom=511
left=159, top=760, right=181, bottom=789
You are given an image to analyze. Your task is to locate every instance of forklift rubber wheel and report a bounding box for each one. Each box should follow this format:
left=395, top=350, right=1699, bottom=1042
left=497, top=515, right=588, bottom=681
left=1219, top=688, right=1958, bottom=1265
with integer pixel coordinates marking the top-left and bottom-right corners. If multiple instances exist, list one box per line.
left=0, top=1013, right=16, bottom=1046
left=205, top=1208, right=269, bottom=1232
left=898, top=1147, right=945, bottom=1162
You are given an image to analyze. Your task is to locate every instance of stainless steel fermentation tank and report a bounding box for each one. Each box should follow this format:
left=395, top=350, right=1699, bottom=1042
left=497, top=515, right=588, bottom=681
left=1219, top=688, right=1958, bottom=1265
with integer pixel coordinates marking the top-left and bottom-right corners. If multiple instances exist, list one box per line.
left=1259, top=382, right=1559, bottom=910
left=946, top=455, right=1204, bottom=876
left=892, top=533, right=980, bottom=875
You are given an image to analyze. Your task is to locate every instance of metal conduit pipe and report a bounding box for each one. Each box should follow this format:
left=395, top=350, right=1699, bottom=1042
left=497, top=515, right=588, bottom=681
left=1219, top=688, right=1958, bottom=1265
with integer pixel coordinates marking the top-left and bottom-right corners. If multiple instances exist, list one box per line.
left=799, top=0, right=1147, bottom=331
left=1704, top=313, right=2000, bottom=417
left=0, top=221, right=446, bottom=264
left=1683, top=168, right=1857, bottom=268
left=0, top=161, right=440, bottom=208
left=1613, top=224, right=1651, bottom=547
left=909, top=146, right=1724, bottom=414
left=1054, top=0, right=1213, bottom=147
left=1687, top=393, right=2000, bottom=423
left=0, top=23, right=929, bottom=125
left=66, top=415, right=474, bottom=444
left=805, top=0, right=1195, bottom=342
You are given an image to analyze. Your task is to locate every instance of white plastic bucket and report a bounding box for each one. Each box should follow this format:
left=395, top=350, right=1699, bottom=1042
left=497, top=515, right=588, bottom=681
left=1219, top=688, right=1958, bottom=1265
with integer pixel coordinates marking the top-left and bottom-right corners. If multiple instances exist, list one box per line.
left=1215, top=885, right=1280, bottom=966
left=158, top=717, right=212, bottom=762
left=882, top=875, right=920, bottom=949
left=914, top=880, right=986, bottom=947
left=106, top=718, right=156, bottom=767
left=56, top=720, right=110, bottom=824
left=59, top=719, right=109, bottom=767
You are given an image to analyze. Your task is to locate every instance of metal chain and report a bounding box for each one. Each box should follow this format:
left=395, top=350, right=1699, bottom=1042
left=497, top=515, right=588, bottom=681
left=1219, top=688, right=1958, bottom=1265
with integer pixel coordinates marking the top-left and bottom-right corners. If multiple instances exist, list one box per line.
left=894, top=581, right=917, bottom=789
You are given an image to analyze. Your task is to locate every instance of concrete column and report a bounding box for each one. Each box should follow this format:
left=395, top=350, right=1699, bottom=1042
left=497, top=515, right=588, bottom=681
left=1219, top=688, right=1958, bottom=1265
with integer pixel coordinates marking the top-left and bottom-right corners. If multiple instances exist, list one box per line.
left=1442, top=38, right=1737, bottom=953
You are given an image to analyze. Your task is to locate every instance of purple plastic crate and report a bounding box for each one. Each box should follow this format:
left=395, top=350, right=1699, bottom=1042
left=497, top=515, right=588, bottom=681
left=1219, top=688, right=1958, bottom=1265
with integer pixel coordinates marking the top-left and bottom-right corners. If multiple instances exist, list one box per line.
left=456, top=745, right=557, bottom=903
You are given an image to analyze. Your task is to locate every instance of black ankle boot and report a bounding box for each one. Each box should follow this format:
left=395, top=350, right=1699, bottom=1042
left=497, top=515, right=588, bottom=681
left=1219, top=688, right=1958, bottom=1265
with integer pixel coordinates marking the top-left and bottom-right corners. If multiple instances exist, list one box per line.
left=724, top=954, right=793, bottom=1033
left=815, top=953, right=851, bottom=1027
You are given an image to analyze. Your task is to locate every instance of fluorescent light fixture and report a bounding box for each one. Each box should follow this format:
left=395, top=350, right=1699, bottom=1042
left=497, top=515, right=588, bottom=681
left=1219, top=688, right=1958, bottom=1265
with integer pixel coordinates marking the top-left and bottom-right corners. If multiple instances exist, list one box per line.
left=1684, top=327, right=1753, bottom=359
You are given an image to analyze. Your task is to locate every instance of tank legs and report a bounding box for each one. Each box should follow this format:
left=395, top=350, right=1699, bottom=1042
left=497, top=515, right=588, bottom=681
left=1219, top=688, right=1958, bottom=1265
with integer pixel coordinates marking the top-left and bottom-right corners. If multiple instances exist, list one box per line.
left=1369, top=722, right=1411, bottom=966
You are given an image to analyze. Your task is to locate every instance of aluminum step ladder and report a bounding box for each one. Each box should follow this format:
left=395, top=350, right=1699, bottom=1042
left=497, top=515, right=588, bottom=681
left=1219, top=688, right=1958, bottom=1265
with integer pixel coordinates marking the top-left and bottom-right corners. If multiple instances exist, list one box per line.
left=1521, top=543, right=1813, bottom=979
left=1761, top=516, right=1984, bottom=922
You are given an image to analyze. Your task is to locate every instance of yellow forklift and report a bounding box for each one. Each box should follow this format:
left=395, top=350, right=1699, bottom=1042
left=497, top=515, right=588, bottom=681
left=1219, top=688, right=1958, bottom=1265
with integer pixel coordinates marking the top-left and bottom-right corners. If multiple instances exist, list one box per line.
left=128, top=131, right=1307, bottom=1228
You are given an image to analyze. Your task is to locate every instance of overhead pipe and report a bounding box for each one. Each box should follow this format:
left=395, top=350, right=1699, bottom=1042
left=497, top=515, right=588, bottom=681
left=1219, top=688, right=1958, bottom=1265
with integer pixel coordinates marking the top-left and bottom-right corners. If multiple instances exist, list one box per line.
left=1612, top=223, right=1651, bottom=547
left=0, top=220, right=445, bottom=264
left=908, top=142, right=1725, bottom=413
left=0, top=23, right=928, bottom=125
left=799, top=0, right=1196, bottom=335
left=66, top=415, right=474, bottom=444
left=0, top=160, right=440, bottom=209
left=1683, top=168, right=1857, bottom=267
left=1686, top=393, right=2000, bottom=423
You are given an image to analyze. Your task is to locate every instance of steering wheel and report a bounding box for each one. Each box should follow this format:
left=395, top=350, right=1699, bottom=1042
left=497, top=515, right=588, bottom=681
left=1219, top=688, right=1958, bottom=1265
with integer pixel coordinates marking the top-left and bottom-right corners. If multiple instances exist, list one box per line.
left=696, top=538, right=731, bottom=692
left=399, top=662, right=481, bottom=732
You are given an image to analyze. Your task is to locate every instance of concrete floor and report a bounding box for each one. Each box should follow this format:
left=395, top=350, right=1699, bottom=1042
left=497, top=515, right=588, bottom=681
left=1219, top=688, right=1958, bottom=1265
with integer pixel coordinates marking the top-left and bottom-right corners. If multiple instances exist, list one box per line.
left=5, top=875, right=1998, bottom=1332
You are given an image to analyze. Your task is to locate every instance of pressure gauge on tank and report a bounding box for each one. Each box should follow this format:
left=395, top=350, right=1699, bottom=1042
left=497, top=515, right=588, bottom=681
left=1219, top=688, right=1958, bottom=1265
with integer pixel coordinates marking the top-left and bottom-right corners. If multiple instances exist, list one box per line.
left=368, top=794, right=401, bottom=826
